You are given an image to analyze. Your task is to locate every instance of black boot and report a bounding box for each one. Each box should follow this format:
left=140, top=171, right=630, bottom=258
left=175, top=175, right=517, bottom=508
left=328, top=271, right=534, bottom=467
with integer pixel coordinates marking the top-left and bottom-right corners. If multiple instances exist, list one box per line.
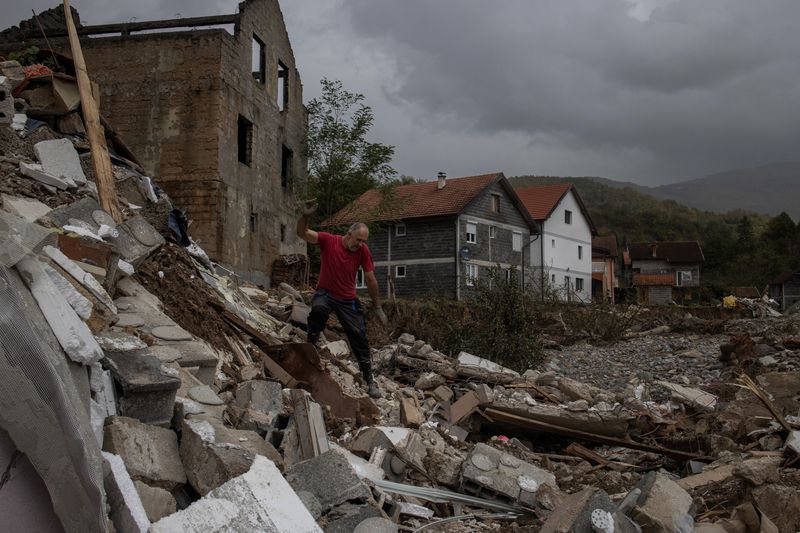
left=359, top=361, right=381, bottom=399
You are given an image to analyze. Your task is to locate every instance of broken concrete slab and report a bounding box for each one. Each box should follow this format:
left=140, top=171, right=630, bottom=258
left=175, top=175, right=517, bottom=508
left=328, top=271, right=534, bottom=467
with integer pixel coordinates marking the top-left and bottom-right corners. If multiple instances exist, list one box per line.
left=45, top=262, right=92, bottom=320
left=133, top=480, right=176, bottom=523
left=16, top=256, right=104, bottom=365
left=34, top=138, right=87, bottom=186
left=1, top=194, right=51, bottom=222
left=540, top=487, right=621, bottom=533
left=457, top=351, right=520, bottom=376
left=180, top=417, right=283, bottom=496
left=43, top=245, right=116, bottom=313
left=353, top=517, right=398, bottom=533
left=733, top=457, right=781, bottom=486
left=432, top=384, right=454, bottom=402
left=0, top=77, right=12, bottom=124
left=188, top=385, right=224, bottom=406
left=19, top=160, right=75, bottom=189
left=324, top=504, right=384, bottom=533
left=102, top=452, right=150, bottom=533
left=657, top=380, right=717, bottom=411
left=415, top=372, right=445, bottom=390
left=109, top=215, right=165, bottom=265
left=150, top=455, right=322, bottom=533
left=103, top=416, right=186, bottom=490
left=285, top=449, right=373, bottom=513
left=233, top=380, right=284, bottom=413
left=461, top=443, right=557, bottom=507
left=631, top=472, right=694, bottom=533
left=0, top=61, right=25, bottom=91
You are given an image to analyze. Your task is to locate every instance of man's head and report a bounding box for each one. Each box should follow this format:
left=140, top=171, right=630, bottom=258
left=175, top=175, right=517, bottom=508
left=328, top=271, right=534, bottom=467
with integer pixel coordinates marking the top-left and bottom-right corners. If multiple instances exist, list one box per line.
left=342, top=222, right=369, bottom=251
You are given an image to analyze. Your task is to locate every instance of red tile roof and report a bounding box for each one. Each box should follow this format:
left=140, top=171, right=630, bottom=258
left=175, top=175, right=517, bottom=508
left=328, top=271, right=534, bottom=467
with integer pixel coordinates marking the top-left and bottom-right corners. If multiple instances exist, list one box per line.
left=515, top=183, right=572, bottom=220
left=629, top=241, right=704, bottom=263
left=515, top=182, right=597, bottom=234
left=322, top=172, right=537, bottom=229
left=592, top=235, right=618, bottom=257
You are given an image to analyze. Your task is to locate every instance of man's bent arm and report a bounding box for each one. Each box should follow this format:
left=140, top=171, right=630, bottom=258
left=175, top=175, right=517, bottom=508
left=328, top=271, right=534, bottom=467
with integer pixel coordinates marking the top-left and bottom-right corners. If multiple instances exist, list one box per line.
left=296, top=214, right=318, bottom=244
left=365, top=270, right=382, bottom=307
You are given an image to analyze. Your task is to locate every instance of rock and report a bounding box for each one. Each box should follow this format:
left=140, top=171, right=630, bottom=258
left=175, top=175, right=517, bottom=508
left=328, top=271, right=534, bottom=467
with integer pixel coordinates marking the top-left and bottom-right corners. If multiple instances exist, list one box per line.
left=133, top=480, right=176, bottom=523
left=233, top=380, right=284, bottom=413
left=102, top=452, right=150, bottom=533
left=414, top=372, right=445, bottom=390
left=34, top=138, right=87, bottom=185
left=752, top=484, right=800, bottom=533
left=353, top=517, right=398, bottom=533
left=733, top=457, right=781, bottom=486
left=457, top=351, right=520, bottom=376
left=0, top=194, right=51, bottom=223
left=786, top=430, right=800, bottom=455
left=758, top=355, right=778, bottom=367
left=398, top=333, right=415, bottom=345
left=19, top=160, right=75, bottom=189
left=324, top=340, right=350, bottom=357
left=657, top=381, right=717, bottom=411
left=150, top=456, right=322, bottom=532
left=631, top=472, right=694, bottom=533
left=102, top=416, right=187, bottom=490
left=432, top=385, right=454, bottom=402
left=187, top=385, right=224, bottom=406
left=558, top=377, right=596, bottom=403
left=284, top=449, right=372, bottom=513
left=324, top=503, right=383, bottom=533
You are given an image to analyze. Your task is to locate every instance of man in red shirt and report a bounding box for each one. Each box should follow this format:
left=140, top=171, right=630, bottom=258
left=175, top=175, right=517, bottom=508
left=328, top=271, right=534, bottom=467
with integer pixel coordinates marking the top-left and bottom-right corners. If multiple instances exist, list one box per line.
left=297, top=201, right=387, bottom=398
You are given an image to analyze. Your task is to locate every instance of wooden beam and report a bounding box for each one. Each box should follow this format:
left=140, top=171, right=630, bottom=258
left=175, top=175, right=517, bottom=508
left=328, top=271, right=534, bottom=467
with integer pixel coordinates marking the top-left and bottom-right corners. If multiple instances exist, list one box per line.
left=62, top=0, right=122, bottom=222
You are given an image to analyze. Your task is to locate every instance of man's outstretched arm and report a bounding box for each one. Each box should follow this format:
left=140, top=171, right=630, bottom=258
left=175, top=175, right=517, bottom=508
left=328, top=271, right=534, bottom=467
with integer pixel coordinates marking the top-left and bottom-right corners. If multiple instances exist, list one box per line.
left=364, top=270, right=388, bottom=325
left=296, top=200, right=318, bottom=244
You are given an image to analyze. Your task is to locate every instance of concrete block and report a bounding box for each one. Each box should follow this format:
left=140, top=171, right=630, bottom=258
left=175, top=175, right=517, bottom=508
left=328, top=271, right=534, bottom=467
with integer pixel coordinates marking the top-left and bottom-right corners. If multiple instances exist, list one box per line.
left=461, top=443, right=557, bottom=506
left=540, top=487, right=619, bottom=533
left=324, top=504, right=384, bottom=533
left=150, top=455, right=322, bottom=533
left=415, top=372, right=445, bottom=390
left=111, top=215, right=165, bottom=264
left=102, top=452, right=150, bottom=533
left=432, top=385, right=454, bottom=402
left=180, top=418, right=283, bottom=496
left=19, top=161, right=75, bottom=189
left=45, top=263, right=92, bottom=320
left=34, top=138, right=87, bottom=186
left=1, top=194, right=51, bottom=222
left=457, top=351, right=520, bottom=376
left=102, top=416, right=187, bottom=490
left=285, top=449, right=372, bottom=513
left=133, top=480, right=176, bottom=523
left=234, top=380, right=285, bottom=413
left=102, top=345, right=181, bottom=427
left=631, top=472, right=694, bottom=533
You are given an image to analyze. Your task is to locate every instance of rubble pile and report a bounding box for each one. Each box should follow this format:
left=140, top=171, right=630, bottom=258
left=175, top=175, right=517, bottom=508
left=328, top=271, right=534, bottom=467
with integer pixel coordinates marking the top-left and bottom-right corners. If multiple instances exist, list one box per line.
left=2, top=58, right=800, bottom=533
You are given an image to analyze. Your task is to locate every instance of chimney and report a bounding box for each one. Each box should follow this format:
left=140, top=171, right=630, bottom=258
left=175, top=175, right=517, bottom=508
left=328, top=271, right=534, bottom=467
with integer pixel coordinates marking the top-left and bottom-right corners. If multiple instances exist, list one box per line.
left=437, top=171, right=446, bottom=190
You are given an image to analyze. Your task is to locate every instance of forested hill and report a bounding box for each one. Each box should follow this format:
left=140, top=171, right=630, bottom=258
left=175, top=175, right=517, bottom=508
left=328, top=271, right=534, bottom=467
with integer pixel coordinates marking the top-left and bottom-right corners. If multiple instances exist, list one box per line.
left=509, top=175, right=800, bottom=288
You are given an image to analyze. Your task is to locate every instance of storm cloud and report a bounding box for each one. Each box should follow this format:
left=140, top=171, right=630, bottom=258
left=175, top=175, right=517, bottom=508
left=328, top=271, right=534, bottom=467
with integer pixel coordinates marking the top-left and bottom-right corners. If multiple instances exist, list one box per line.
left=4, top=0, right=799, bottom=184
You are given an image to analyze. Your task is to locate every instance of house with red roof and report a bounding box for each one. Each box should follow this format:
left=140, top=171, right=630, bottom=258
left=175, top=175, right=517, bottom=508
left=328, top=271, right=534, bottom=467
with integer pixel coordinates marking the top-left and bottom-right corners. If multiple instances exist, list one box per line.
left=515, top=183, right=597, bottom=302
left=323, top=172, right=539, bottom=300
left=626, top=241, right=704, bottom=305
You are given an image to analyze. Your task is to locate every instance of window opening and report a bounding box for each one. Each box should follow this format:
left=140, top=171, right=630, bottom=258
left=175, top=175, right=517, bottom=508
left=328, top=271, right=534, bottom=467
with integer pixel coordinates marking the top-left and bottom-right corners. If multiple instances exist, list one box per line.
left=578, top=245, right=583, bottom=259
left=395, top=265, right=406, bottom=278
left=395, top=224, right=406, bottom=237
left=465, top=263, right=478, bottom=286
left=277, top=61, right=289, bottom=111
left=565, top=210, right=572, bottom=224
left=281, top=145, right=293, bottom=187
left=237, top=115, right=253, bottom=165
left=249, top=212, right=258, bottom=233
left=576, top=277, right=584, bottom=291
left=489, top=226, right=496, bottom=239
left=356, top=268, right=366, bottom=288
left=466, top=222, right=477, bottom=244
left=252, top=34, right=265, bottom=83
left=512, top=232, right=522, bottom=252
left=280, top=224, right=286, bottom=242
left=491, top=194, right=500, bottom=213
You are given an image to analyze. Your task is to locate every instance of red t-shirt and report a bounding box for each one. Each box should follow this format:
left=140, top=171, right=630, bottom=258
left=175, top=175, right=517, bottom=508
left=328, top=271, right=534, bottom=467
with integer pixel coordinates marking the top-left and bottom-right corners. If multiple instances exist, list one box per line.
left=316, top=232, right=374, bottom=300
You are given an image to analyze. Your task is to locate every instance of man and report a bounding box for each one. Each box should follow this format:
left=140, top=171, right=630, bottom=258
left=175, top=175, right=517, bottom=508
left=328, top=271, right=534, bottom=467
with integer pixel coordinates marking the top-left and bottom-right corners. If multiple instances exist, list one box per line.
left=297, top=200, right=388, bottom=398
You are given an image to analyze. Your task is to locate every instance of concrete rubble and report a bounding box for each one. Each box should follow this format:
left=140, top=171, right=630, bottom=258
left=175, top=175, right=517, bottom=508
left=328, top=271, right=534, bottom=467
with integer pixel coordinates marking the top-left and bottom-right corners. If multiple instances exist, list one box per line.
left=1, top=53, right=800, bottom=533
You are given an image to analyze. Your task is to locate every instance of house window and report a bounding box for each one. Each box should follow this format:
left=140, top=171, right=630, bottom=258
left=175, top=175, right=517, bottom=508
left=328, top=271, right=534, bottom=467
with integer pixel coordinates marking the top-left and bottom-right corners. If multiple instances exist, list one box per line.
left=505, top=269, right=513, bottom=282
left=512, top=231, right=522, bottom=252
left=395, top=223, right=406, bottom=237
left=356, top=268, right=366, bottom=288
left=551, top=239, right=556, bottom=248
left=466, top=222, right=477, bottom=244
left=280, top=224, right=286, bottom=242
left=551, top=274, right=556, bottom=284
left=565, top=210, right=572, bottom=224
left=251, top=34, right=265, bottom=83
left=564, top=275, right=571, bottom=289
left=249, top=212, right=258, bottom=233
left=578, top=245, right=583, bottom=260
left=489, top=226, right=496, bottom=239
left=237, top=115, right=253, bottom=165
left=465, top=263, right=478, bottom=286
left=491, top=194, right=500, bottom=213
left=576, top=277, right=584, bottom=291
left=395, top=265, right=406, bottom=278
left=676, top=271, right=692, bottom=286
left=277, top=61, right=289, bottom=111
left=281, top=145, right=293, bottom=187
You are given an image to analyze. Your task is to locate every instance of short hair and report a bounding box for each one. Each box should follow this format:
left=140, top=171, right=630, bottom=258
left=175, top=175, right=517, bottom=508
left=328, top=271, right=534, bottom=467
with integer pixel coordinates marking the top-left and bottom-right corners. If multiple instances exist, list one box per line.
left=348, top=222, right=367, bottom=234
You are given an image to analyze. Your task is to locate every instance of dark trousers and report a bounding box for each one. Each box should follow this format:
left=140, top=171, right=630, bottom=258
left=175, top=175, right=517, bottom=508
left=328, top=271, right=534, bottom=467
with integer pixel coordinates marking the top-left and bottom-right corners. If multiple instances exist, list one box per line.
left=307, top=289, right=374, bottom=379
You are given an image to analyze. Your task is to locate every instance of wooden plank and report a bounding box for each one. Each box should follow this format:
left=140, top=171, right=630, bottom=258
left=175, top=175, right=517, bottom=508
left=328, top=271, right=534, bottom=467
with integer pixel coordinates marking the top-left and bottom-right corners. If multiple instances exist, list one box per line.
left=449, top=391, right=481, bottom=424
left=62, top=1, right=122, bottom=222
left=484, top=407, right=705, bottom=461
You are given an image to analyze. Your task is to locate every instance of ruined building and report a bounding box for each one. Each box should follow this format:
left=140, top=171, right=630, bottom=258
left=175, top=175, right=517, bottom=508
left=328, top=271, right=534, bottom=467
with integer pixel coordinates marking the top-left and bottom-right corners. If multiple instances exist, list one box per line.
left=1, top=0, right=308, bottom=285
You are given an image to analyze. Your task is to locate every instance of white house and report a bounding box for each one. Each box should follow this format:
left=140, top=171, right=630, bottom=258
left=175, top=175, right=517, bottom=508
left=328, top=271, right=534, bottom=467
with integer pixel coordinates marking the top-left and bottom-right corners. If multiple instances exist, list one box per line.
left=516, top=183, right=597, bottom=302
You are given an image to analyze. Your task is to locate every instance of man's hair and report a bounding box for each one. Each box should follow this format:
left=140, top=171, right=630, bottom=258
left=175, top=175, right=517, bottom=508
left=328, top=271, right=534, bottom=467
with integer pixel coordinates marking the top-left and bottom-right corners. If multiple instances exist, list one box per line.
left=348, top=222, right=367, bottom=234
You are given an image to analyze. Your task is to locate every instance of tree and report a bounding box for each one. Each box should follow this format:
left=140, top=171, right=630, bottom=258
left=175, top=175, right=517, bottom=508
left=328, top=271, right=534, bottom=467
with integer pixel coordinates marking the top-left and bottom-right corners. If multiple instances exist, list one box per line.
left=305, top=79, right=396, bottom=223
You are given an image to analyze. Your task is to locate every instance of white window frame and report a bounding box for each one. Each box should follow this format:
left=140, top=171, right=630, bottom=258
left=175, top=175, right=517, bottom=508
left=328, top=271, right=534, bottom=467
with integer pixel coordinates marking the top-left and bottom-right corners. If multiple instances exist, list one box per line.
left=489, top=226, right=496, bottom=239
left=578, top=245, right=583, bottom=260
left=576, top=277, right=584, bottom=291
left=395, top=223, right=406, bottom=237
left=395, top=265, right=406, bottom=278
left=565, top=210, right=572, bottom=224
left=465, top=263, right=478, bottom=286
left=512, top=231, right=522, bottom=252
left=355, top=268, right=366, bottom=288
left=466, top=222, right=477, bottom=244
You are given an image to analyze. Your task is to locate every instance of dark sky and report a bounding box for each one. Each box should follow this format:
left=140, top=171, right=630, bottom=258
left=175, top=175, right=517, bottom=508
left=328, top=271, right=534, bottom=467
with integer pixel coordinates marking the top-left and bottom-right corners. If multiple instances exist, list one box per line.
left=4, top=0, right=800, bottom=185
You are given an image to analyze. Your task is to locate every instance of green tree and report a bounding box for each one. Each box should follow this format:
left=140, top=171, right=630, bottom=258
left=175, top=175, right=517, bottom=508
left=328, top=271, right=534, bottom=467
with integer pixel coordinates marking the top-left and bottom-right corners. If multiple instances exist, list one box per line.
left=305, top=79, right=396, bottom=223
left=737, top=216, right=755, bottom=248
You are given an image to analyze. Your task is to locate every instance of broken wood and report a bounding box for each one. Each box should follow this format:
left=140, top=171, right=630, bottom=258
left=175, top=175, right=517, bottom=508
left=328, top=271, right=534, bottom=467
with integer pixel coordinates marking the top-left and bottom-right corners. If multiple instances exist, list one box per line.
left=248, top=345, right=297, bottom=388
left=222, top=309, right=281, bottom=348
left=736, top=373, right=792, bottom=432
left=224, top=334, right=252, bottom=367
left=483, top=407, right=705, bottom=461
left=565, top=442, right=609, bottom=466
left=450, top=391, right=481, bottom=425
left=62, top=0, right=122, bottom=222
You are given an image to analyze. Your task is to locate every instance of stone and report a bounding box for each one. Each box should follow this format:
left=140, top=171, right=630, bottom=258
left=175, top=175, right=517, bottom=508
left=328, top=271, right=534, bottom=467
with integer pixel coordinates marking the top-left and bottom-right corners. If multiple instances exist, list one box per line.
left=151, top=325, right=193, bottom=341
left=188, top=385, right=224, bottom=406
left=102, top=416, right=186, bottom=490
left=0, top=194, right=51, bottom=222
left=631, top=472, right=694, bottom=533
left=752, top=484, right=800, bottom=533
left=133, top=480, right=176, bottom=523
left=414, top=372, right=445, bottom=390
left=457, top=351, right=520, bottom=376
left=398, top=333, right=415, bottom=345
left=657, top=381, right=717, bottom=411
left=324, top=340, right=350, bottom=357
left=432, top=385, right=454, bottom=402
left=461, top=443, right=557, bottom=506
left=354, top=517, right=398, bottom=533
left=297, top=490, right=323, bottom=519
left=0, top=77, right=14, bottom=124
left=102, top=347, right=182, bottom=427
left=0, top=61, right=25, bottom=91
left=56, top=111, right=86, bottom=135
left=758, top=355, right=778, bottom=367
left=102, top=452, right=150, bottom=533
left=115, top=313, right=146, bottom=328
left=399, top=395, right=426, bottom=428
left=558, top=377, right=596, bottom=403
left=180, top=418, right=283, bottom=496
left=233, top=380, right=284, bottom=413
left=324, top=503, right=383, bottom=533
left=284, top=449, right=372, bottom=513
left=473, top=383, right=494, bottom=404
left=786, top=430, right=800, bottom=455
left=733, top=457, right=781, bottom=486
left=150, top=456, right=322, bottom=533
left=34, top=138, right=87, bottom=185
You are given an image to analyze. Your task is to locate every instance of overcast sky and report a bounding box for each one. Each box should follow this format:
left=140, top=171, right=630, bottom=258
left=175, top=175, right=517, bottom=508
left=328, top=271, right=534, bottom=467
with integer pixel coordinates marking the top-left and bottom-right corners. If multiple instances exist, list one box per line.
left=4, top=0, right=800, bottom=185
